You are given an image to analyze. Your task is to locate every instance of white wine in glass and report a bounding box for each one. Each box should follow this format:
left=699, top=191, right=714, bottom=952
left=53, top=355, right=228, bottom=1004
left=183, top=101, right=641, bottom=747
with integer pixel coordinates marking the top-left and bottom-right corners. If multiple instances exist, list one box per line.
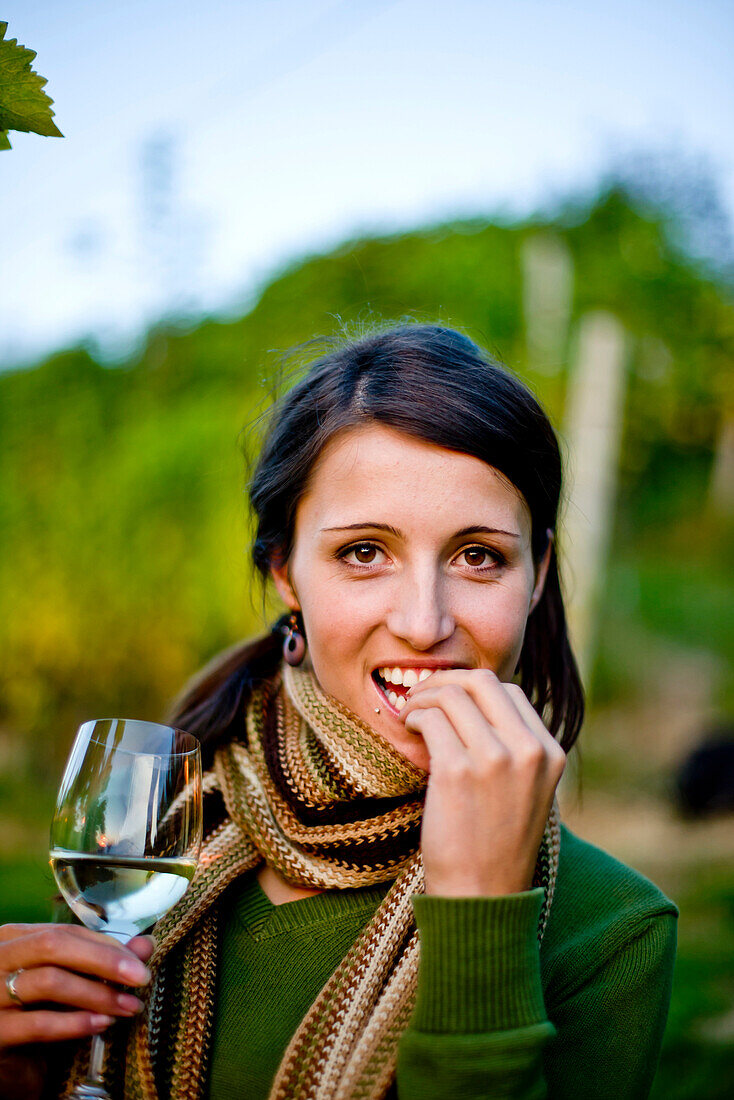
left=50, top=718, right=203, bottom=1100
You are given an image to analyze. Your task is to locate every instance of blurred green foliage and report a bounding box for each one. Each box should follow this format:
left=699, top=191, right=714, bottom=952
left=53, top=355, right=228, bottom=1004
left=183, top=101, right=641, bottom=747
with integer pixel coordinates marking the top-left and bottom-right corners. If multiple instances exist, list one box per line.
left=651, top=862, right=734, bottom=1099
left=1, top=187, right=731, bottom=771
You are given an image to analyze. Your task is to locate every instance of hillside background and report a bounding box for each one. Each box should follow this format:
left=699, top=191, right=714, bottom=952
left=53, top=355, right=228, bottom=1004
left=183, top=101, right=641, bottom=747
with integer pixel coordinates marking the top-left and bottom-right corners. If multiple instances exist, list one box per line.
left=1, top=186, right=733, bottom=1096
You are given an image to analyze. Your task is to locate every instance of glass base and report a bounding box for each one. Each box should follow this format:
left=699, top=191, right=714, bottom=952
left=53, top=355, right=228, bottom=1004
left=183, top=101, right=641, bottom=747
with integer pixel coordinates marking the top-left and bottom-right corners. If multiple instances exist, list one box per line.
left=67, top=1085, right=111, bottom=1100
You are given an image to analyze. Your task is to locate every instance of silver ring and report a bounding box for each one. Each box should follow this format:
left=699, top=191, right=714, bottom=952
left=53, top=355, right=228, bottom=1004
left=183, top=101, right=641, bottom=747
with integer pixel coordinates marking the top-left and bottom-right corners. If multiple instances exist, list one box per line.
left=5, top=968, right=25, bottom=1007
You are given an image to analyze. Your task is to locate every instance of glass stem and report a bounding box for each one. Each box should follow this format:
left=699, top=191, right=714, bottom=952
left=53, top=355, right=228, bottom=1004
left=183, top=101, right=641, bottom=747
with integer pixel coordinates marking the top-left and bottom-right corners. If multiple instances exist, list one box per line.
left=68, top=1033, right=111, bottom=1098
left=87, top=1034, right=106, bottom=1083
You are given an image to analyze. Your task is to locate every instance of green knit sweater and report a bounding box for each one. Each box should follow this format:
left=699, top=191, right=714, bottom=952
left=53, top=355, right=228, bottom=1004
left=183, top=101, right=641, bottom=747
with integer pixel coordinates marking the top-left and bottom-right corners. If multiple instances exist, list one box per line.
left=205, top=825, right=677, bottom=1100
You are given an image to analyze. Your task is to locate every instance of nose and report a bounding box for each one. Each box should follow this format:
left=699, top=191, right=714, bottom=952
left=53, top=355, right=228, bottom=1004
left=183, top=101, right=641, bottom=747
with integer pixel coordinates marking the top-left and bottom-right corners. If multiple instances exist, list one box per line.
left=386, top=567, right=455, bottom=651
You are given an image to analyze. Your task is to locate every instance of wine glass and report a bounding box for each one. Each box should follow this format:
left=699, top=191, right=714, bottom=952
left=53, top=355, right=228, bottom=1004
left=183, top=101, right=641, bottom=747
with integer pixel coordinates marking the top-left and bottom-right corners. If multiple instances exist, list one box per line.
left=49, top=718, right=203, bottom=1100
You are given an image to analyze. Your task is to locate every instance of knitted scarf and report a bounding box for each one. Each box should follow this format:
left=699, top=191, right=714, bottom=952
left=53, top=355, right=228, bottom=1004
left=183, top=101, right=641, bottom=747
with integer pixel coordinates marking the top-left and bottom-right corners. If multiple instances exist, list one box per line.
left=62, top=664, right=561, bottom=1100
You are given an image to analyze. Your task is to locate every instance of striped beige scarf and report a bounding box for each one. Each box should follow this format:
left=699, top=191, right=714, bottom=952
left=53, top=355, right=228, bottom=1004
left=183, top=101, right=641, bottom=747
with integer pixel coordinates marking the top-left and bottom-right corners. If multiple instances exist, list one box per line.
left=62, top=664, right=560, bottom=1100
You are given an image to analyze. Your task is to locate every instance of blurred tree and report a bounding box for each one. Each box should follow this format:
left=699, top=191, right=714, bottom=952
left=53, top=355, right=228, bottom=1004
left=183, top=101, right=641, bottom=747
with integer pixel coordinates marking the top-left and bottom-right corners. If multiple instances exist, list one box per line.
left=601, top=146, right=734, bottom=280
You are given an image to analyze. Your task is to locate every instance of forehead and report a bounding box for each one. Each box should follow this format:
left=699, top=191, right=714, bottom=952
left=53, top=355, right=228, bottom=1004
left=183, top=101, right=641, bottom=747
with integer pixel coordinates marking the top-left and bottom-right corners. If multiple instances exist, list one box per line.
left=298, top=425, right=531, bottom=536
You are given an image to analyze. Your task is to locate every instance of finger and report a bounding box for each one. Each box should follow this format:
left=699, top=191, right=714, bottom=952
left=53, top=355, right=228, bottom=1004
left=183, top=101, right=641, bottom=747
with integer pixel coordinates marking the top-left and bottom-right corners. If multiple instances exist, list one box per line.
left=500, top=684, right=567, bottom=780
left=407, top=668, right=526, bottom=726
left=0, top=1009, right=115, bottom=1049
left=407, top=670, right=544, bottom=754
left=404, top=668, right=480, bottom=696
left=0, top=923, right=145, bottom=958
left=126, top=936, right=156, bottom=963
left=0, top=927, right=151, bottom=988
left=1, top=966, right=144, bottom=1016
left=402, top=682, right=508, bottom=758
left=404, top=706, right=467, bottom=770
left=502, top=682, right=566, bottom=750
left=405, top=674, right=560, bottom=790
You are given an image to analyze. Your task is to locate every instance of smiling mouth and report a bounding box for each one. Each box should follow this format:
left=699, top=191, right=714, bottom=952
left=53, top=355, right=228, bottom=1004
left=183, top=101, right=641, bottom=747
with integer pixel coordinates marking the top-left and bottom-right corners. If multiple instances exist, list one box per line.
left=372, top=666, right=439, bottom=713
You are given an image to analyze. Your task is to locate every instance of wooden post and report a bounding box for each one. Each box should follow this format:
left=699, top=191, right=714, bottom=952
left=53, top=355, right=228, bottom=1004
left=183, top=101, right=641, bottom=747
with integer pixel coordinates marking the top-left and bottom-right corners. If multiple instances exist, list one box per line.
left=709, top=411, right=734, bottom=516
left=522, top=234, right=574, bottom=375
left=562, top=311, right=628, bottom=681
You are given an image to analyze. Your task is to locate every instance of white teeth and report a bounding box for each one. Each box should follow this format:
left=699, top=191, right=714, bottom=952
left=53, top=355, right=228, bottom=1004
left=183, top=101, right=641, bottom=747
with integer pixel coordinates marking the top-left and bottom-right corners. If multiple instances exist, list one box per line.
left=376, top=667, right=438, bottom=689
left=395, top=695, right=407, bottom=711
left=387, top=690, right=399, bottom=706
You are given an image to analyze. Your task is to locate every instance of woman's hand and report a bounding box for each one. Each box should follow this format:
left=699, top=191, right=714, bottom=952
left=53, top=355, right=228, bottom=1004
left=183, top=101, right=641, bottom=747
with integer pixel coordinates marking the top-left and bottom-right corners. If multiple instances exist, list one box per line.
left=0, top=923, right=153, bottom=1057
left=401, top=669, right=566, bottom=897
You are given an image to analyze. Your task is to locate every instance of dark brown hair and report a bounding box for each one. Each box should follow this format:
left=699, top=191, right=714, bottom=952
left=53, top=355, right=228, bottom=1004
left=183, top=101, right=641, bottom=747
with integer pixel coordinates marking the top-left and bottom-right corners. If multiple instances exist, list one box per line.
left=173, top=324, right=584, bottom=764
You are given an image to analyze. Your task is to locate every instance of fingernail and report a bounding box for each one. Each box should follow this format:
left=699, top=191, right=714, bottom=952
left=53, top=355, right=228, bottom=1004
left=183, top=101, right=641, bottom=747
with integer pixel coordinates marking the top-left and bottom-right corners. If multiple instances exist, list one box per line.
left=90, top=1014, right=115, bottom=1030
left=119, top=958, right=151, bottom=984
left=117, top=992, right=144, bottom=1014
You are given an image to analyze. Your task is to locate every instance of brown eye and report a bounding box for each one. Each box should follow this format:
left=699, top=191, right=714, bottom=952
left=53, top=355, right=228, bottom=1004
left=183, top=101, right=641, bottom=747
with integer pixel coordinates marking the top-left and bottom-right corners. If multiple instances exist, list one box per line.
left=463, top=547, right=488, bottom=566
left=339, top=542, right=385, bottom=567
left=353, top=544, right=377, bottom=564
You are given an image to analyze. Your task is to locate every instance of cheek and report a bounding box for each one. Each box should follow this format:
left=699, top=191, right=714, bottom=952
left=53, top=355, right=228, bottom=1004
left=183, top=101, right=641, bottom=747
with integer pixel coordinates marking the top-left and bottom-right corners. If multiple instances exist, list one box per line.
left=299, top=595, right=379, bottom=713
left=299, top=584, right=381, bottom=661
left=463, top=585, right=532, bottom=661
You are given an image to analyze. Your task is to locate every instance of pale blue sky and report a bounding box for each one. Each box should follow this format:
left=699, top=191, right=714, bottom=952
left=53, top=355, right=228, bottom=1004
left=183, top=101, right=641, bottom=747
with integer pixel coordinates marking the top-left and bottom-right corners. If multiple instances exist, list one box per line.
left=2, top=0, right=732, bottom=365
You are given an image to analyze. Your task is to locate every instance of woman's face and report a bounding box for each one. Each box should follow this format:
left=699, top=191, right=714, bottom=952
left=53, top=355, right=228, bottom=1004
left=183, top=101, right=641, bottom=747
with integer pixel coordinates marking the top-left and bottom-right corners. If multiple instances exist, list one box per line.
left=271, top=425, right=550, bottom=771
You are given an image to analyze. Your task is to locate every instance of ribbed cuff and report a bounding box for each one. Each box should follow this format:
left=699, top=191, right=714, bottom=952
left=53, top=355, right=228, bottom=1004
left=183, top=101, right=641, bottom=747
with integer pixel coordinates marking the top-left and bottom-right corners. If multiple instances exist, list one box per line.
left=410, top=889, right=546, bottom=1033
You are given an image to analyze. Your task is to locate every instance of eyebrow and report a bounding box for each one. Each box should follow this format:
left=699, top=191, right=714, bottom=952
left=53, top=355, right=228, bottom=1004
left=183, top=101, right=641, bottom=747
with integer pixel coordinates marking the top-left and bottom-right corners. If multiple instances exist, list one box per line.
left=322, top=523, right=521, bottom=539
left=322, top=522, right=402, bottom=537
left=455, top=525, right=521, bottom=540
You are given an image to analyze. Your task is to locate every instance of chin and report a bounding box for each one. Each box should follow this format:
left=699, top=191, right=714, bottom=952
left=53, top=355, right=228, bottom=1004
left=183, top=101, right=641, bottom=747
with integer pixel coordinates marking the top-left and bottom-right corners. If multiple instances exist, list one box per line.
left=375, top=724, right=430, bottom=773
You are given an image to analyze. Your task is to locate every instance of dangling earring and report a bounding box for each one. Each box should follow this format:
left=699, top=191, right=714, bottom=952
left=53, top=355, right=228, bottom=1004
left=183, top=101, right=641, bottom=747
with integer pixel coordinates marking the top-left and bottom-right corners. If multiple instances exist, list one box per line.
left=282, top=613, right=306, bottom=666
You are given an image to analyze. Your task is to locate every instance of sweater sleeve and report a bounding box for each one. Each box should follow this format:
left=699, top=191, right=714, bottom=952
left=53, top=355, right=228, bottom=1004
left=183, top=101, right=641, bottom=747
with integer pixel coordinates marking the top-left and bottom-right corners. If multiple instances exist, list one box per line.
left=542, top=909, right=677, bottom=1099
left=395, top=891, right=677, bottom=1100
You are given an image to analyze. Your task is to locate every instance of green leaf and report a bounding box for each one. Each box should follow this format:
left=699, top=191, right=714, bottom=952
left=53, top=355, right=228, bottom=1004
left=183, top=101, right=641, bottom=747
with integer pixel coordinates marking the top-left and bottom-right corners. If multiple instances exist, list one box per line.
left=0, top=21, right=63, bottom=145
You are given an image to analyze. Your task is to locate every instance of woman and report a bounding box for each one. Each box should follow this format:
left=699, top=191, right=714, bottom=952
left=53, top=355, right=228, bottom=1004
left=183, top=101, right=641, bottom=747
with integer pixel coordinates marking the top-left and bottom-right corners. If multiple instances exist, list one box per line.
left=0, top=324, right=677, bottom=1099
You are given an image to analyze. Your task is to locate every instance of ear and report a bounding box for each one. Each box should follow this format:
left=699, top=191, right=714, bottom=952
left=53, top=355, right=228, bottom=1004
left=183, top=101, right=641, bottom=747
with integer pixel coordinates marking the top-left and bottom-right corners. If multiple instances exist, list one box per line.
left=270, top=556, right=300, bottom=611
left=529, top=530, right=553, bottom=614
